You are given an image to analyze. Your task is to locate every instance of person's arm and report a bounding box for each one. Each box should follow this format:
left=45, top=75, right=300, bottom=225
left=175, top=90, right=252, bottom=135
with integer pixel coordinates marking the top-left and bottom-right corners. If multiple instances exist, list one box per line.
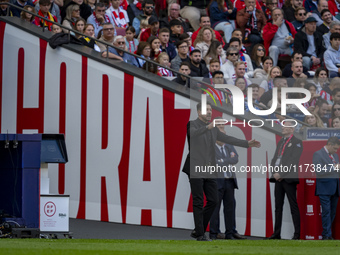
left=209, top=3, right=229, bottom=21
left=324, top=50, right=339, bottom=73
left=101, top=51, right=124, bottom=61
left=294, top=33, right=311, bottom=57
left=132, top=17, right=141, bottom=36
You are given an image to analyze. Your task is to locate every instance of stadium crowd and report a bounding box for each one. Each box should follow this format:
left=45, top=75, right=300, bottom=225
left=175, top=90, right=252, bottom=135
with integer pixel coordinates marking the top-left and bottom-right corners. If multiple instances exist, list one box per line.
left=1, top=0, right=340, bottom=130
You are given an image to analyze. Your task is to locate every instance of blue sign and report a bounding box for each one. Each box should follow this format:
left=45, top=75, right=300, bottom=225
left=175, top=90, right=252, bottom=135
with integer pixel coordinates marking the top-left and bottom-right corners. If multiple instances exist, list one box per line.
left=306, top=128, right=340, bottom=140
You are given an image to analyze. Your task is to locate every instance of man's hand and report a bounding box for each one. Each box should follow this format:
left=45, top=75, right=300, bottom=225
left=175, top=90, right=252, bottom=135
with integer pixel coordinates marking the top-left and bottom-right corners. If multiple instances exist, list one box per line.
left=274, top=17, right=283, bottom=27
left=96, top=14, right=105, bottom=23
left=311, top=56, right=320, bottom=65
left=299, top=73, right=307, bottom=78
left=247, top=5, right=254, bottom=12
left=273, top=173, right=281, bottom=181
left=338, top=68, right=340, bottom=74
left=248, top=139, right=261, bottom=148
left=206, top=121, right=215, bottom=130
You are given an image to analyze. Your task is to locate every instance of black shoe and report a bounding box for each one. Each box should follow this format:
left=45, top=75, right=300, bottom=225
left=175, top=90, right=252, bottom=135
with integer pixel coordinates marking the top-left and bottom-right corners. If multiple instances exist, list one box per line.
left=292, top=234, right=300, bottom=240
left=209, top=234, right=217, bottom=240
left=197, top=234, right=212, bottom=241
left=233, top=233, right=247, bottom=240
left=268, top=234, right=281, bottom=240
left=190, top=230, right=199, bottom=239
left=216, top=233, right=225, bottom=239
left=225, top=235, right=235, bottom=240
left=322, top=236, right=333, bottom=240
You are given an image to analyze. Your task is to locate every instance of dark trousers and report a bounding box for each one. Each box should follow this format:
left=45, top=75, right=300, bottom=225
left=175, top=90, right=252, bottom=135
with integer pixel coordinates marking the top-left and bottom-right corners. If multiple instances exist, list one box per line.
left=210, top=178, right=235, bottom=238
left=274, top=180, right=300, bottom=237
left=247, top=33, right=263, bottom=52
left=319, top=195, right=339, bottom=238
left=189, top=178, right=219, bottom=236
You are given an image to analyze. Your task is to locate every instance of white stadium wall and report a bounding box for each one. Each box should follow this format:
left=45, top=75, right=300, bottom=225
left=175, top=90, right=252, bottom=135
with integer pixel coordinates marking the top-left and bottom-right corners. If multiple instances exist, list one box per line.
left=1, top=21, right=302, bottom=239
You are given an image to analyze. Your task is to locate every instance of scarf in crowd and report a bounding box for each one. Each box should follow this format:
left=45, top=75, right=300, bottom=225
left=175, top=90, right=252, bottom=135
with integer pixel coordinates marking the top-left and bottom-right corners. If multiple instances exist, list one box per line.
left=265, top=8, right=271, bottom=20
left=38, top=10, right=55, bottom=31
left=239, top=51, right=248, bottom=72
left=108, top=7, right=128, bottom=28
left=247, top=10, right=258, bottom=31
left=120, top=0, right=128, bottom=10
left=92, top=11, right=109, bottom=27
left=158, top=67, right=173, bottom=77
left=136, top=2, right=142, bottom=10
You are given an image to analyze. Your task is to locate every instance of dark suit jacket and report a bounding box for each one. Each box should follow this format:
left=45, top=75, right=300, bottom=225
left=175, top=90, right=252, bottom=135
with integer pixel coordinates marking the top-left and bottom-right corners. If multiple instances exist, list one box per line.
left=215, top=144, right=239, bottom=189
left=313, top=147, right=340, bottom=196
left=270, top=135, right=303, bottom=184
left=182, top=118, right=249, bottom=177
left=294, top=28, right=326, bottom=59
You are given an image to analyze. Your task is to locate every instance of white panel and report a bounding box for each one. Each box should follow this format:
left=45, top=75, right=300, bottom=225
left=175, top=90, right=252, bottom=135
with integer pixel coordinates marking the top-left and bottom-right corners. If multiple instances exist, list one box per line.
left=126, top=78, right=167, bottom=227
left=85, top=58, right=123, bottom=222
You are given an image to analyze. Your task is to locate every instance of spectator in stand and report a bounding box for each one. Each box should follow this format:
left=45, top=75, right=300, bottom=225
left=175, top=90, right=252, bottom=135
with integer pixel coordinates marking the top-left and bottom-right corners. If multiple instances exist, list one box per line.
left=194, top=27, right=216, bottom=59
left=291, top=77, right=308, bottom=100
left=159, top=3, right=190, bottom=33
left=331, top=102, right=340, bottom=122
left=0, top=0, right=13, bottom=17
left=102, top=35, right=138, bottom=66
left=282, top=51, right=310, bottom=78
left=332, top=116, right=340, bottom=128
left=35, top=0, right=61, bottom=24
left=74, top=18, right=86, bottom=38
left=323, top=21, right=340, bottom=49
left=324, top=32, right=340, bottom=78
left=204, top=40, right=226, bottom=66
left=179, top=33, right=195, bottom=53
left=179, top=0, right=209, bottom=31
left=294, top=16, right=325, bottom=70
left=292, top=7, right=307, bottom=31
left=143, top=62, right=160, bottom=76
left=87, top=3, right=109, bottom=38
left=132, top=0, right=154, bottom=36
left=191, top=15, right=225, bottom=48
left=230, top=29, right=248, bottom=54
left=287, top=60, right=308, bottom=87
left=300, top=113, right=325, bottom=132
left=105, top=0, right=129, bottom=28
left=283, top=0, right=303, bottom=22
left=316, top=9, right=333, bottom=35
left=263, top=8, right=296, bottom=66
left=245, top=83, right=261, bottom=111
left=320, top=77, right=340, bottom=105
left=313, top=67, right=329, bottom=93
left=62, top=0, right=91, bottom=21
left=10, top=0, right=34, bottom=17
left=169, top=19, right=182, bottom=45
left=52, top=23, right=63, bottom=33
left=235, top=77, right=247, bottom=96
left=332, top=88, right=340, bottom=105
left=207, top=59, right=221, bottom=78
left=124, top=26, right=139, bottom=53
left=259, top=65, right=281, bottom=96
left=227, top=61, right=252, bottom=84
left=313, top=98, right=330, bottom=127
left=236, top=0, right=267, bottom=48
left=221, top=47, right=241, bottom=78
left=96, top=22, right=115, bottom=52
left=259, top=75, right=288, bottom=106
left=208, top=0, right=237, bottom=44
left=261, top=0, right=278, bottom=20
left=234, top=0, right=262, bottom=11
left=157, top=52, right=173, bottom=77
left=328, top=0, right=340, bottom=16
left=253, top=56, right=273, bottom=81
left=310, top=0, right=329, bottom=25
left=126, top=0, right=143, bottom=25
left=20, top=5, right=35, bottom=22
left=304, top=0, right=318, bottom=13
left=62, top=4, right=80, bottom=33
left=171, top=40, right=190, bottom=73
left=86, top=0, right=95, bottom=12
left=140, top=15, right=159, bottom=42
left=158, top=27, right=177, bottom=61
left=303, top=83, right=320, bottom=109
left=250, top=43, right=265, bottom=69
left=79, top=24, right=101, bottom=51
left=228, top=37, right=254, bottom=76
left=147, top=35, right=161, bottom=59
left=188, top=49, right=209, bottom=78
left=174, top=62, right=191, bottom=86
left=135, top=41, right=151, bottom=68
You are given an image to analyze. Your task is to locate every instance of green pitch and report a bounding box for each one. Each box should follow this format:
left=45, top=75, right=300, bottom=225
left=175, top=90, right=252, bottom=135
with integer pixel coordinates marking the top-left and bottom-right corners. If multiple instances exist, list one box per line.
left=0, top=239, right=339, bottom=255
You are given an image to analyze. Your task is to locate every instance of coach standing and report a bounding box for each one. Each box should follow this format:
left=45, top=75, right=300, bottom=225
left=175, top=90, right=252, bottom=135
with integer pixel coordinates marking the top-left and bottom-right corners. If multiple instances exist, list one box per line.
left=313, top=137, right=340, bottom=240
left=182, top=102, right=261, bottom=241
left=269, top=121, right=303, bottom=240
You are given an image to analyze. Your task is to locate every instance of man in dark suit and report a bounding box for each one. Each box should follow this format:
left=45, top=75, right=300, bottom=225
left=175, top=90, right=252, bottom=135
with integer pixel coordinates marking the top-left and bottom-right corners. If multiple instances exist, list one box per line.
left=182, top=102, right=261, bottom=241
left=313, top=137, right=340, bottom=240
left=209, top=124, right=245, bottom=240
left=269, top=120, right=303, bottom=240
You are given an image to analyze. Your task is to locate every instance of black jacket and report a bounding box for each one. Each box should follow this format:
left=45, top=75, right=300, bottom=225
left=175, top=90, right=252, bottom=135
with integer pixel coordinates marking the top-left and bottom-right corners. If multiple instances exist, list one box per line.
left=316, top=23, right=329, bottom=35
left=189, top=60, right=209, bottom=78
left=182, top=118, right=249, bottom=177
left=294, top=27, right=326, bottom=59
left=269, top=135, right=303, bottom=184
